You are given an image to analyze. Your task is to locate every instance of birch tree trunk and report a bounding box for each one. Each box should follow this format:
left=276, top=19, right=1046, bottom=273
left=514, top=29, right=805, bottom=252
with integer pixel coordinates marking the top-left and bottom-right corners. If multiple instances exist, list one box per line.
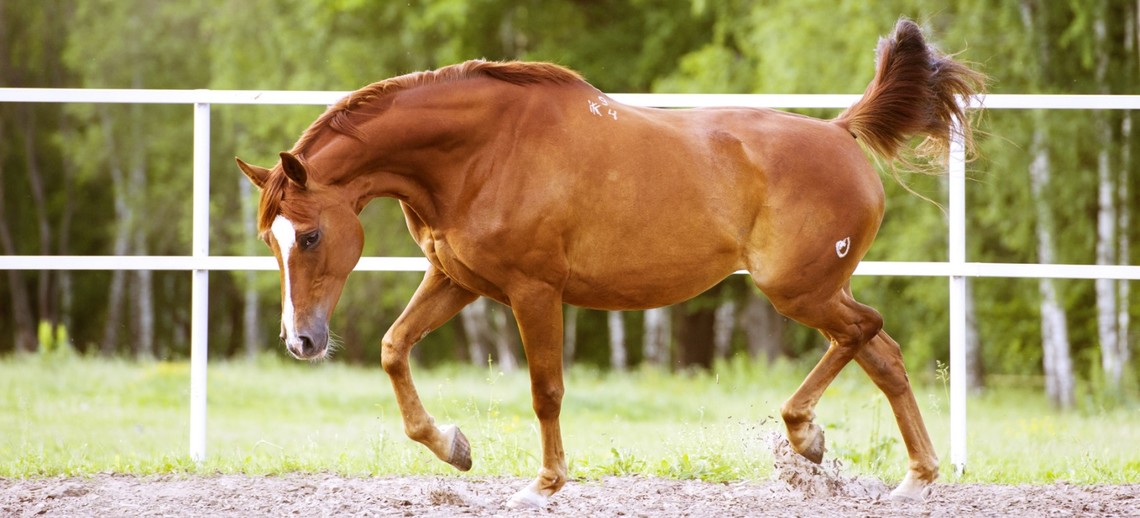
left=129, top=142, right=154, bottom=360
left=642, top=307, right=671, bottom=366
left=20, top=106, right=54, bottom=327
left=461, top=298, right=518, bottom=372
left=0, top=123, right=38, bottom=353
left=240, top=172, right=262, bottom=359
left=99, top=107, right=132, bottom=356
left=1028, top=128, right=1075, bottom=410
left=562, top=305, right=578, bottom=367
left=1113, top=113, right=1131, bottom=387
left=608, top=310, right=627, bottom=370
left=462, top=297, right=491, bottom=365
left=713, top=299, right=736, bottom=360
left=964, top=278, right=985, bottom=392
left=1092, top=8, right=1132, bottom=392
left=741, top=293, right=784, bottom=363
left=490, top=304, right=518, bottom=373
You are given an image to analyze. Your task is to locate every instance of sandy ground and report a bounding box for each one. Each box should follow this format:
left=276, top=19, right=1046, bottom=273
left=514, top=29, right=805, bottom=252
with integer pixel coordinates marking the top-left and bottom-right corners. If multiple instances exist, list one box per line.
left=4, top=436, right=1137, bottom=517
left=4, top=473, right=1139, bottom=517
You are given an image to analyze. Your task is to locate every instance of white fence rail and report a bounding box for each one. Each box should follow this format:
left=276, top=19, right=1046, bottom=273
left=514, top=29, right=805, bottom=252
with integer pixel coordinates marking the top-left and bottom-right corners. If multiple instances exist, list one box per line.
left=2, top=88, right=1139, bottom=476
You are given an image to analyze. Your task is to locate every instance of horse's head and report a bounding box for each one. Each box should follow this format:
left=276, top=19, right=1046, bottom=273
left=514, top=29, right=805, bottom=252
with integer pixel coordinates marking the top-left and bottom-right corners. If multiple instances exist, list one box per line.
left=236, top=152, right=364, bottom=360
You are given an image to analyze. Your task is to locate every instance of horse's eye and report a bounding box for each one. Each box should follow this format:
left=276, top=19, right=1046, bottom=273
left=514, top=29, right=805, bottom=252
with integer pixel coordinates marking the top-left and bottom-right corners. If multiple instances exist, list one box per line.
left=300, top=231, right=320, bottom=250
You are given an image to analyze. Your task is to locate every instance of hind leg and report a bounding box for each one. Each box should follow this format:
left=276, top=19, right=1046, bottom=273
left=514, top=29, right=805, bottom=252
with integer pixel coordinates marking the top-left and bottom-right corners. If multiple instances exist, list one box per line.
left=854, top=330, right=938, bottom=500
left=768, top=284, right=883, bottom=463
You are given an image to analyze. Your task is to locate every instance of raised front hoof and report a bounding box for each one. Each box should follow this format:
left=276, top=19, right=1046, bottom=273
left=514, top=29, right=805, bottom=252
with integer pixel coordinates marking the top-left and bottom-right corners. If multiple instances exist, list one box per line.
left=790, top=423, right=826, bottom=464
left=440, top=425, right=472, bottom=471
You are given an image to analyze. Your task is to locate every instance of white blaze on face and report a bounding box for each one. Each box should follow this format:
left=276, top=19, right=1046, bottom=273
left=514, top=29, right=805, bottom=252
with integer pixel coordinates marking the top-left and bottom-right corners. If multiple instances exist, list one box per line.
left=270, top=215, right=298, bottom=343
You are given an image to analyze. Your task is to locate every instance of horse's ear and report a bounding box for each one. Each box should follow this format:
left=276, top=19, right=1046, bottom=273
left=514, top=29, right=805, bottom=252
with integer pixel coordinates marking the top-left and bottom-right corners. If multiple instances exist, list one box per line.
left=279, top=151, right=308, bottom=189
left=235, top=157, right=270, bottom=189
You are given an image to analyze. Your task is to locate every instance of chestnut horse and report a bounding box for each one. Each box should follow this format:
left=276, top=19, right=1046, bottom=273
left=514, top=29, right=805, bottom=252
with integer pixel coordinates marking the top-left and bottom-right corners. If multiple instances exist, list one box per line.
left=237, top=19, right=982, bottom=507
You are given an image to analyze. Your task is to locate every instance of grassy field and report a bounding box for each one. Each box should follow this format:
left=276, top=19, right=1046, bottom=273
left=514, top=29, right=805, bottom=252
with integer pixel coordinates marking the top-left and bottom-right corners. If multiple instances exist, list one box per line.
left=2, top=353, right=1137, bottom=484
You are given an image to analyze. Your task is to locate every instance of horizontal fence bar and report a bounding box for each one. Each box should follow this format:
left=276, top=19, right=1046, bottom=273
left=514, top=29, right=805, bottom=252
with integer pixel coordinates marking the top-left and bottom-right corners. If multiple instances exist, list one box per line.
left=2, top=256, right=1138, bottom=280
left=3, top=89, right=1140, bottom=110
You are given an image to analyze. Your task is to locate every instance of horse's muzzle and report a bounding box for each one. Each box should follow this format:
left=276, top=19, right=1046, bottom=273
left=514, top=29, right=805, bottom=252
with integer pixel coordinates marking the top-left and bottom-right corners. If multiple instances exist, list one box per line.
left=283, top=328, right=328, bottom=360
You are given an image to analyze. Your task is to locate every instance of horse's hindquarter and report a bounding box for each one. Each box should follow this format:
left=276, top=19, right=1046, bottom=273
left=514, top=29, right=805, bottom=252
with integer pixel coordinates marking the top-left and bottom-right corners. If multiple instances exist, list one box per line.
left=549, top=103, right=885, bottom=309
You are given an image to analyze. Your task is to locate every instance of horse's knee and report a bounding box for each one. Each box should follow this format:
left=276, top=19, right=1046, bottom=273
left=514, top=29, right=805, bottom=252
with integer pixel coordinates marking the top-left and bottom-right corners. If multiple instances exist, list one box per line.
left=531, top=383, right=564, bottom=421
left=380, top=342, right=403, bottom=374
left=380, top=338, right=407, bottom=375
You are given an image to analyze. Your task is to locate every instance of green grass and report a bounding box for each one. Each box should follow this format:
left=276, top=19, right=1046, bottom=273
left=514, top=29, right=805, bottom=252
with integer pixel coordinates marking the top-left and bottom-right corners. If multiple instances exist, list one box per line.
left=2, top=353, right=1137, bottom=484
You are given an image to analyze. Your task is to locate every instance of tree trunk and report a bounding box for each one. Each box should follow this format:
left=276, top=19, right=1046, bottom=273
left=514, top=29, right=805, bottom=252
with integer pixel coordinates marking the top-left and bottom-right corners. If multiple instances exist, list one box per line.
left=239, top=170, right=262, bottom=359
left=1092, top=8, right=1131, bottom=392
left=132, top=231, right=155, bottom=359
left=55, top=105, right=77, bottom=345
left=129, top=148, right=155, bottom=360
left=1028, top=127, right=1074, bottom=410
left=461, top=298, right=518, bottom=372
left=461, top=297, right=492, bottom=365
left=0, top=123, right=38, bottom=353
left=713, top=298, right=736, bottom=360
left=99, top=107, right=133, bottom=356
left=741, top=293, right=784, bottom=363
left=608, top=310, right=627, bottom=370
left=964, top=278, right=985, bottom=393
left=20, top=106, right=54, bottom=327
left=1021, top=0, right=1074, bottom=410
left=562, top=305, right=578, bottom=367
left=642, top=307, right=671, bottom=366
left=489, top=303, right=518, bottom=373
left=676, top=297, right=718, bottom=370
left=1113, top=112, right=1131, bottom=388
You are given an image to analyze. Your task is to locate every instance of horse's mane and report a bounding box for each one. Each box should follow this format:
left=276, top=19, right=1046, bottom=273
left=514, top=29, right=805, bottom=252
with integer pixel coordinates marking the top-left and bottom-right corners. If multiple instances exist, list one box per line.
left=290, top=59, right=583, bottom=156
left=257, top=60, right=585, bottom=235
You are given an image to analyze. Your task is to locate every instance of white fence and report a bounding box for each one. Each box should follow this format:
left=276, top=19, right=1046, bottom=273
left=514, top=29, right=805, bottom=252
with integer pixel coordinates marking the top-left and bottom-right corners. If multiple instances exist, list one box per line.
left=2, top=88, right=1139, bottom=477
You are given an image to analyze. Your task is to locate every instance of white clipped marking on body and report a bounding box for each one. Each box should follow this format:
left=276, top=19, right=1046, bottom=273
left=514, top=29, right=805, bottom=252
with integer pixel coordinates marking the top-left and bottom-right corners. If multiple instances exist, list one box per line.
left=271, top=215, right=299, bottom=343
left=835, top=237, right=851, bottom=258
left=587, top=95, right=618, bottom=120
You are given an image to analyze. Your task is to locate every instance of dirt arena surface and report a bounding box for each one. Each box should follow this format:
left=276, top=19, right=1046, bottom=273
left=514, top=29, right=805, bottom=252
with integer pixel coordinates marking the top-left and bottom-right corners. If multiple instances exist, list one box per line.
left=4, top=473, right=1138, bottom=518
left=4, top=436, right=1136, bottom=517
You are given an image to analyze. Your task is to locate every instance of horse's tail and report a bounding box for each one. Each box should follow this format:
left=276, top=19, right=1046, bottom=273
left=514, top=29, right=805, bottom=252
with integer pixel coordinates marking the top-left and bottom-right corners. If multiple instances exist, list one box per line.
left=834, top=18, right=985, bottom=165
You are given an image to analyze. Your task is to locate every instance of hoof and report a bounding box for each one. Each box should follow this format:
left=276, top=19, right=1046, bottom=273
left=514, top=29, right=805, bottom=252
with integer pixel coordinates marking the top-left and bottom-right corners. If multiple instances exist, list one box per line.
left=440, top=425, right=472, bottom=471
left=506, top=487, right=549, bottom=509
left=890, top=473, right=933, bottom=502
left=795, top=423, right=826, bottom=464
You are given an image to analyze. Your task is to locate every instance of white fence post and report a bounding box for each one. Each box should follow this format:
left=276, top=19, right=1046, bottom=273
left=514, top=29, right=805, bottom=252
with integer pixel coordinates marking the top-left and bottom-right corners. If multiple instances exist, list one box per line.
left=189, top=101, right=211, bottom=462
left=948, top=114, right=968, bottom=476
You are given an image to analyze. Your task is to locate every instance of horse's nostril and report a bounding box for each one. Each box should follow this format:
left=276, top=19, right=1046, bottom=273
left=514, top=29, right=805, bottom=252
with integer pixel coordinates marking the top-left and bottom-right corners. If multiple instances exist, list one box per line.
left=299, top=335, right=315, bottom=355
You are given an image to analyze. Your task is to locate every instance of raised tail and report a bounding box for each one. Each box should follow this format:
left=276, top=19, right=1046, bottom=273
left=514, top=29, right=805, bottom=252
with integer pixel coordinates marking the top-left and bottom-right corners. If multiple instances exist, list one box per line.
left=834, top=18, right=985, bottom=164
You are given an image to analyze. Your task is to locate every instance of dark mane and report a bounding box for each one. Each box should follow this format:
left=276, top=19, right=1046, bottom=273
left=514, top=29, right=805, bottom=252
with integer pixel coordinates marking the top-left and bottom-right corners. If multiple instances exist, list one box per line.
left=256, top=60, right=585, bottom=234
left=289, top=60, right=584, bottom=156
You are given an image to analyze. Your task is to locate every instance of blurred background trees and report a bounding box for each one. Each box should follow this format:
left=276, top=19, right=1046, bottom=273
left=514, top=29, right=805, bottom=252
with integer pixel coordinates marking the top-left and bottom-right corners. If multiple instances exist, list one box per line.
left=0, top=0, right=1136, bottom=407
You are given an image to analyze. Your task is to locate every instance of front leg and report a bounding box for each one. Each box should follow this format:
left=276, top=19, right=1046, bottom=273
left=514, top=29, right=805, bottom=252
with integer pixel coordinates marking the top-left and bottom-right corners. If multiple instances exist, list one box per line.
left=504, top=284, right=568, bottom=508
left=381, top=266, right=478, bottom=470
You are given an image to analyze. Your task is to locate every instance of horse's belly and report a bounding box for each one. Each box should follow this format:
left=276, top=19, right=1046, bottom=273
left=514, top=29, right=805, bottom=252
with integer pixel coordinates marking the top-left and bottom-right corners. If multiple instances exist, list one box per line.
left=561, top=249, right=739, bottom=311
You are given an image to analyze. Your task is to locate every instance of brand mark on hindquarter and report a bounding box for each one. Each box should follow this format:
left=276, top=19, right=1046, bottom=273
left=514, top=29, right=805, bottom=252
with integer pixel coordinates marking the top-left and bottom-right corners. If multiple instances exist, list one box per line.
left=835, top=237, right=851, bottom=258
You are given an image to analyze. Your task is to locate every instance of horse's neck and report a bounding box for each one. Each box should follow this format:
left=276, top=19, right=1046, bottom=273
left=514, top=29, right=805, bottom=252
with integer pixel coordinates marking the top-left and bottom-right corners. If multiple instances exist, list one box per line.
left=310, top=80, right=520, bottom=221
